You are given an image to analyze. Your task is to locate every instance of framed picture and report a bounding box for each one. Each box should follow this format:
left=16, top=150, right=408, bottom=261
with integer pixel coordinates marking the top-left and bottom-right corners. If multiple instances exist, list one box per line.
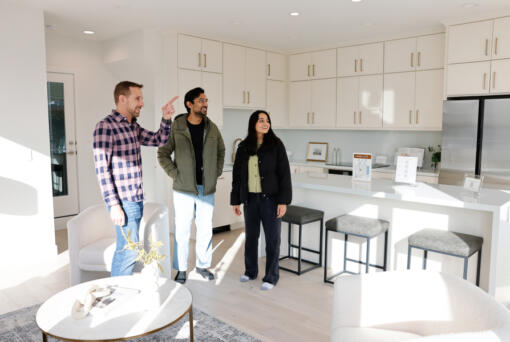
left=306, top=142, right=328, bottom=162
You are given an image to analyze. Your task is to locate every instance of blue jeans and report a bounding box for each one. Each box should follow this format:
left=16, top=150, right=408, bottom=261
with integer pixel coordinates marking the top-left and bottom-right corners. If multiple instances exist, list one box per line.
left=109, top=201, right=144, bottom=277
left=173, top=185, right=215, bottom=271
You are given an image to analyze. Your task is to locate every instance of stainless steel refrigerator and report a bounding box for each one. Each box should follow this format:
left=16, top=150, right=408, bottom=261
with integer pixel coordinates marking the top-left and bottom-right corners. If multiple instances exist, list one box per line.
left=440, top=97, right=510, bottom=190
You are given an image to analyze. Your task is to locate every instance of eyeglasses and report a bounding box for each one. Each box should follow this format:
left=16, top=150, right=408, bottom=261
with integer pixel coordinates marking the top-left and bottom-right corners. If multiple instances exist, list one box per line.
left=195, top=98, right=208, bottom=104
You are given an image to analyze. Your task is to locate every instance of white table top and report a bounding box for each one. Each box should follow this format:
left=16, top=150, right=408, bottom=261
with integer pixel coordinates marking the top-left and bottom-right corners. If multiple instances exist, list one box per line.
left=36, top=275, right=192, bottom=341
left=292, top=173, right=510, bottom=212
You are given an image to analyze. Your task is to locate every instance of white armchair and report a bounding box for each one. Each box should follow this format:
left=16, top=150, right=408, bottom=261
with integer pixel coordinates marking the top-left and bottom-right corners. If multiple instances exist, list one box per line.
left=331, top=271, right=510, bottom=341
left=67, top=202, right=171, bottom=285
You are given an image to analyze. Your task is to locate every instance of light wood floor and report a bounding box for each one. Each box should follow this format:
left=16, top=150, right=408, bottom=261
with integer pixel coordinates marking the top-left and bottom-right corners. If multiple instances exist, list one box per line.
left=0, top=228, right=333, bottom=342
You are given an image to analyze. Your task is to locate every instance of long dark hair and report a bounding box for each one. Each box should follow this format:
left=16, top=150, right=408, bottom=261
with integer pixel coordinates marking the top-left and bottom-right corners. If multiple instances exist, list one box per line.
left=244, top=110, right=280, bottom=155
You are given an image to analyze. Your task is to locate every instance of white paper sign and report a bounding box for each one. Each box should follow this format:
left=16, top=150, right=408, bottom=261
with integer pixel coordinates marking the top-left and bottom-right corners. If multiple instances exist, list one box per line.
left=395, top=156, right=418, bottom=184
left=464, top=175, right=482, bottom=192
left=352, top=153, right=372, bottom=182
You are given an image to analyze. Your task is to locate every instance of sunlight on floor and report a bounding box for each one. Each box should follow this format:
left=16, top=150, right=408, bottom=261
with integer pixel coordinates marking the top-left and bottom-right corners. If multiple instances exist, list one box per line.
left=212, top=232, right=245, bottom=285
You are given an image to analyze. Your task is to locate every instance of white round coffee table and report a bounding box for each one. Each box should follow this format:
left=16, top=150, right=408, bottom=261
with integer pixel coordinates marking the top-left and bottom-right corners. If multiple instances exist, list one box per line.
left=36, top=275, right=193, bottom=341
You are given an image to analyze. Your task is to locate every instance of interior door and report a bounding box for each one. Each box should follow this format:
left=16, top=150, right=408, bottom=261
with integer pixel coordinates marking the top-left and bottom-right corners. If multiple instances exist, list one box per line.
left=47, top=72, right=79, bottom=217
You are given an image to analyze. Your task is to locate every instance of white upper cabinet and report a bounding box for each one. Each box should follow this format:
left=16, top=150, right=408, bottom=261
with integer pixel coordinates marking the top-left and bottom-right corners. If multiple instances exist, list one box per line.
left=337, top=75, right=383, bottom=128
left=289, top=79, right=336, bottom=127
left=267, top=80, right=287, bottom=128
left=447, top=20, right=493, bottom=64
left=489, top=59, right=510, bottom=94
left=267, top=52, right=286, bottom=81
left=178, top=69, right=223, bottom=126
left=385, top=34, right=444, bottom=73
left=338, top=42, right=383, bottom=77
left=492, top=17, right=510, bottom=60
left=289, top=49, right=336, bottom=81
left=223, top=43, right=266, bottom=108
left=383, top=70, right=443, bottom=130
left=178, top=35, right=222, bottom=73
left=447, top=61, right=491, bottom=96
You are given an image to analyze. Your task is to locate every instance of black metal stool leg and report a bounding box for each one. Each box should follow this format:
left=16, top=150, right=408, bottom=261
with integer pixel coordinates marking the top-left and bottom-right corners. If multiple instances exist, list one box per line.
left=343, top=234, right=348, bottom=272
left=407, top=245, right=412, bottom=269
left=423, top=250, right=428, bottom=270
left=383, top=231, right=388, bottom=271
left=288, top=222, right=291, bottom=257
left=463, top=256, right=468, bottom=280
left=298, top=224, right=302, bottom=274
left=365, top=237, right=370, bottom=273
left=476, top=248, right=482, bottom=286
left=324, top=229, right=329, bottom=282
left=319, top=219, right=323, bottom=267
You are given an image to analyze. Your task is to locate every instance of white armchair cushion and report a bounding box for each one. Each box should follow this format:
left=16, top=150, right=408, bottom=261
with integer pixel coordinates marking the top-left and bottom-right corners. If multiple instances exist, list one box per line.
left=78, top=238, right=115, bottom=272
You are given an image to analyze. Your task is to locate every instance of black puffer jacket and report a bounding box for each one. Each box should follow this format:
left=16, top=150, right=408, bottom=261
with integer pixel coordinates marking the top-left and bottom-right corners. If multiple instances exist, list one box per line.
left=230, top=139, right=292, bottom=205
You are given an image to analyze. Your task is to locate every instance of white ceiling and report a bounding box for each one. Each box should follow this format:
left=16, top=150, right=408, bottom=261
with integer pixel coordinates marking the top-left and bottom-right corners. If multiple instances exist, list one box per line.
left=14, top=0, right=510, bottom=51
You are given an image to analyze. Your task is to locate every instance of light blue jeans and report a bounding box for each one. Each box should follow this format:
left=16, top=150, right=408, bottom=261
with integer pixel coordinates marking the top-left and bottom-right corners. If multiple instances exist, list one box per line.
left=173, top=185, right=215, bottom=271
left=109, top=201, right=143, bottom=277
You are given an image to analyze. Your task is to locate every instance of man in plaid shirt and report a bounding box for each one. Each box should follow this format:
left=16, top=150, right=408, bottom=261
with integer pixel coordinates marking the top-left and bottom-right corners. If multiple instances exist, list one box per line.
left=93, top=81, right=177, bottom=276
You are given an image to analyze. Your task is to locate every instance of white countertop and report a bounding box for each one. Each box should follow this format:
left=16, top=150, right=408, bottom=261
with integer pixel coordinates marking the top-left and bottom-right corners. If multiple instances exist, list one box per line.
left=292, top=173, right=510, bottom=212
left=290, top=160, right=439, bottom=177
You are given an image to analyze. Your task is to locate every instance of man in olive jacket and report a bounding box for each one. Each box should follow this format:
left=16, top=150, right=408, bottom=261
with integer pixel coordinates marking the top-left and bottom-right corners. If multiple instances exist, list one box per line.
left=158, top=87, right=225, bottom=284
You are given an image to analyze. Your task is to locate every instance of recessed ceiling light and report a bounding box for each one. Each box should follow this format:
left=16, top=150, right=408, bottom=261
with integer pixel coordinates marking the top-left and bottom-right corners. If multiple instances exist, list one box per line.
left=83, top=30, right=95, bottom=35
left=461, top=2, right=479, bottom=8
left=289, top=12, right=300, bottom=16
left=352, top=0, right=363, bottom=2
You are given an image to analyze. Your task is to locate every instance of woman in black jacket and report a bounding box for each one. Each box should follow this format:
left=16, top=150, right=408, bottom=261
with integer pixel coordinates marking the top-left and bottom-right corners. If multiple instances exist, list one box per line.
left=231, top=110, right=292, bottom=290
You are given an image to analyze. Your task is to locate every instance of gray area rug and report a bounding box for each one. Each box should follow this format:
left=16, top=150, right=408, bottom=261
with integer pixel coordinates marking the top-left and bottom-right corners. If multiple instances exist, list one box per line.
left=0, top=304, right=260, bottom=341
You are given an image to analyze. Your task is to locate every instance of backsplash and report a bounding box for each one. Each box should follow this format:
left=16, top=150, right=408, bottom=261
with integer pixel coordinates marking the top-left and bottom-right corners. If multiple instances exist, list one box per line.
left=220, top=109, right=442, bottom=168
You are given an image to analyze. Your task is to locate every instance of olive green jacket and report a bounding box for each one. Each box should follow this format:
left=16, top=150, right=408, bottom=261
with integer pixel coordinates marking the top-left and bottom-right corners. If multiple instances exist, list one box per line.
left=157, top=113, right=225, bottom=195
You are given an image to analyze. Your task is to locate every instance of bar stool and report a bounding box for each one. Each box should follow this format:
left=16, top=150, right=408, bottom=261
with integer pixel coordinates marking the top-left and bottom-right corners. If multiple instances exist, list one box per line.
left=324, top=215, right=389, bottom=284
left=407, top=228, right=483, bottom=286
left=279, top=205, right=324, bottom=275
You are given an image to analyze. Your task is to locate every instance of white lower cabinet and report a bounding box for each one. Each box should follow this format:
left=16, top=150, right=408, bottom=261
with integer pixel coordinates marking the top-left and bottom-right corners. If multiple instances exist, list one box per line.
left=178, top=69, right=223, bottom=126
left=337, top=75, right=383, bottom=128
left=213, top=171, right=244, bottom=227
left=289, top=79, right=336, bottom=128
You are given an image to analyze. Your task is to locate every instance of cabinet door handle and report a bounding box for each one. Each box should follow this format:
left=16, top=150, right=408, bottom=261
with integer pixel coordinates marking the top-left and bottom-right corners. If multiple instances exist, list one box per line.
left=485, top=39, right=489, bottom=56
left=204, top=53, right=207, bottom=68
left=354, top=111, right=357, bottom=124
left=198, top=52, right=202, bottom=67
left=483, top=73, right=487, bottom=90
left=313, top=64, right=316, bottom=77
left=416, top=109, right=419, bottom=124
left=307, top=65, right=310, bottom=77
left=247, top=91, right=250, bottom=104
left=354, top=59, right=357, bottom=72
left=243, top=90, right=246, bottom=104
left=312, top=112, right=315, bottom=124
left=493, top=71, right=496, bottom=89
left=495, top=38, right=499, bottom=55
left=417, top=52, right=421, bottom=67
left=359, top=111, right=362, bottom=124
left=409, top=110, right=412, bottom=124
left=268, top=64, right=271, bottom=77
left=360, top=58, right=363, bottom=72
left=307, top=112, right=310, bottom=124
left=410, top=52, right=414, bottom=67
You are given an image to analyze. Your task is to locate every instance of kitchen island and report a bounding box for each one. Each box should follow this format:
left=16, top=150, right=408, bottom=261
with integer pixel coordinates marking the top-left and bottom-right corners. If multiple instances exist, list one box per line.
left=288, top=173, right=510, bottom=303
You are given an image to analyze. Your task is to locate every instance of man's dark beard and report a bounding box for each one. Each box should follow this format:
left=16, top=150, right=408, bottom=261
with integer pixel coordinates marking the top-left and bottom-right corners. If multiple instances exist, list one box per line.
left=193, top=109, right=206, bottom=116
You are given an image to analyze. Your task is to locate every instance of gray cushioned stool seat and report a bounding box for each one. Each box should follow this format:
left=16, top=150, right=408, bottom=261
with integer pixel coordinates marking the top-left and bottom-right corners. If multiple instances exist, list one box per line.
left=326, top=215, right=389, bottom=238
left=408, top=229, right=483, bottom=257
left=282, top=205, right=324, bottom=225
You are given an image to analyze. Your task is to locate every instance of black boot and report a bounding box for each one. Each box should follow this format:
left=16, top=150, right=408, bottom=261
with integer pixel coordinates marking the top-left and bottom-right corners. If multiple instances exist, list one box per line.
left=175, top=271, right=187, bottom=284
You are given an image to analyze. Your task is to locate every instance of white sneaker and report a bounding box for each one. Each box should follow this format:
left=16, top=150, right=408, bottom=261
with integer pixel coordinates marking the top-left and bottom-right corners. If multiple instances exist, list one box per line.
left=261, top=282, right=274, bottom=291
left=240, top=275, right=251, bottom=282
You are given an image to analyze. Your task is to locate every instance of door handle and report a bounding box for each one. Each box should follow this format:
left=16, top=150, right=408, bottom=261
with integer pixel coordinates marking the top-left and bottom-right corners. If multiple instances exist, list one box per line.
left=409, top=110, right=412, bottom=124
left=354, top=111, right=356, bottom=125
left=410, top=52, right=414, bottom=67
left=198, top=53, right=202, bottom=67
left=360, top=58, right=363, bottom=72
left=417, top=52, right=421, bottom=67
left=495, top=37, right=499, bottom=55
left=416, top=109, right=419, bottom=124
left=268, top=64, right=271, bottom=77
left=247, top=91, right=250, bottom=104
left=485, top=39, right=489, bottom=56
left=483, top=73, right=487, bottom=90
left=204, top=53, right=207, bottom=68
left=493, top=71, right=496, bottom=89
left=312, top=112, right=315, bottom=124
left=307, top=65, right=311, bottom=77
left=355, top=59, right=357, bottom=73
left=359, top=111, right=362, bottom=124
left=243, top=90, right=246, bottom=104
left=307, top=112, right=310, bottom=124
left=66, top=151, right=76, bottom=155
left=313, top=64, right=316, bottom=77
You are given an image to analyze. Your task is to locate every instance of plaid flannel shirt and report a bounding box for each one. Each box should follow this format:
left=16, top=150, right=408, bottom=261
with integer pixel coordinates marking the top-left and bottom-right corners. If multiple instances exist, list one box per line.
left=93, top=110, right=171, bottom=207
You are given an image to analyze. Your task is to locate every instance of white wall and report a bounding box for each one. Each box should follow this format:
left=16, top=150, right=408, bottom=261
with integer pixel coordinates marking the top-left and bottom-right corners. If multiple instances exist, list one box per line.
left=0, top=3, right=56, bottom=266
left=45, top=31, right=119, bottom=210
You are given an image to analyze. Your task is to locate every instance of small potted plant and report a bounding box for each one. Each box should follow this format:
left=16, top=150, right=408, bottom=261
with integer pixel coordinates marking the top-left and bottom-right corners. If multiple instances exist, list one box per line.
left=427, top=145, right=441, bottom=170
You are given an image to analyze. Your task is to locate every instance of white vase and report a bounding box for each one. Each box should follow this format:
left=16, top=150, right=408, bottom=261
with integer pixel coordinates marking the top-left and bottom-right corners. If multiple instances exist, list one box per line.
left=141, top=262, right=161, bottom=309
